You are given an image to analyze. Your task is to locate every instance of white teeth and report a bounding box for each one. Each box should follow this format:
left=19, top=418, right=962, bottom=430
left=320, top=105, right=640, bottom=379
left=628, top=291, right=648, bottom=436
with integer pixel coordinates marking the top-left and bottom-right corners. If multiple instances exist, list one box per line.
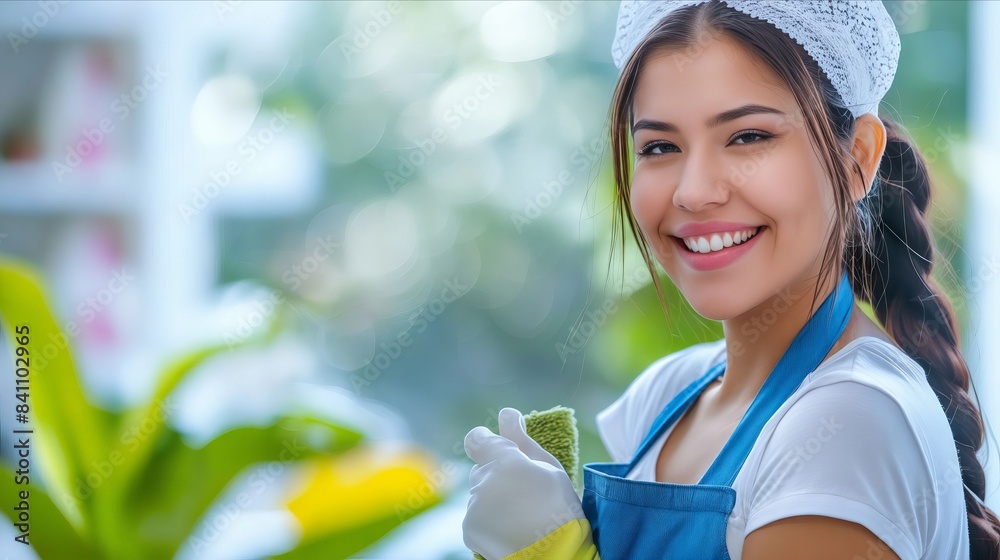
left=682, top=227, right=760, bottom=253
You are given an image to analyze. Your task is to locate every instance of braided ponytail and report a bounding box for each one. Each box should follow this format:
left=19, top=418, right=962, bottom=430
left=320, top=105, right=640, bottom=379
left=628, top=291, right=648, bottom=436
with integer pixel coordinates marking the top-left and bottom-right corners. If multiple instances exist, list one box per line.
left=846, top=117, right=1000, bottom=559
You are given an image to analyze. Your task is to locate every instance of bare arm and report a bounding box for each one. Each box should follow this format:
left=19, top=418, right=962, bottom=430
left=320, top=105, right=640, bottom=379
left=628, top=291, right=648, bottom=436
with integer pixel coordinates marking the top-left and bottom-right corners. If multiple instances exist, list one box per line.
left=743, top=515, right=902, bottom=560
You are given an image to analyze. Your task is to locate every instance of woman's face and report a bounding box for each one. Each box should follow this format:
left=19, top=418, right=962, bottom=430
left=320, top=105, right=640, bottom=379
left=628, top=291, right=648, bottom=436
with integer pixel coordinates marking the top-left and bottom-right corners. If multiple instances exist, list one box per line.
left=630, top=34, right=837, bottom=321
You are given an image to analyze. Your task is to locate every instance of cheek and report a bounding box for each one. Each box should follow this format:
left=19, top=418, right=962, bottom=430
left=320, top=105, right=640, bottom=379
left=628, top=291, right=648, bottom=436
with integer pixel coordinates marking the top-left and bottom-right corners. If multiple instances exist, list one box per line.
left=748, top=152, right=830, bottom=246
left=629, top=170, right=672, bottom=237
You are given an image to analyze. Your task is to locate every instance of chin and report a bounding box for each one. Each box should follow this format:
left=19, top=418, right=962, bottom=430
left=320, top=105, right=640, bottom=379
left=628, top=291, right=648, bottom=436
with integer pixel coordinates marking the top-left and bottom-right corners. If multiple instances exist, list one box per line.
left=673, top=282, right=748, bottom=322
left=688, top=300, right=740, bottom=322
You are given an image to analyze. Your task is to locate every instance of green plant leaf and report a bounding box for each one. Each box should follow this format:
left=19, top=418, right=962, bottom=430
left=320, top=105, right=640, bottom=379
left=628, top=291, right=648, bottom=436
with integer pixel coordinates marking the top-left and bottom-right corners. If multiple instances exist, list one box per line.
left=0, top=257, right=107, bottom=534
left=122, top=418, right=362, bottom=559
left=109, top=304, right=288, bottom=494
left=90, top=301, right=290, bottom=556
left=0, top=463, right=99, bottom=559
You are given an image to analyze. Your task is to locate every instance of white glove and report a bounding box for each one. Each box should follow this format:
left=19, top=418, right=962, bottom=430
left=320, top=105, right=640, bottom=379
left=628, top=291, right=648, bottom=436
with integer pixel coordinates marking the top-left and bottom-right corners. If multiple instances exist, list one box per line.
left=463, top=407, right=586, bottom=560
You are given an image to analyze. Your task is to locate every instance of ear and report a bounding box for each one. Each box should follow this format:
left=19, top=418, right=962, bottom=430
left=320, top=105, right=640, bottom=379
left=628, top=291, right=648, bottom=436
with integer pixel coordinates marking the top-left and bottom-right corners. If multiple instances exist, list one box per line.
left=849, top=113, right=887, bottom=203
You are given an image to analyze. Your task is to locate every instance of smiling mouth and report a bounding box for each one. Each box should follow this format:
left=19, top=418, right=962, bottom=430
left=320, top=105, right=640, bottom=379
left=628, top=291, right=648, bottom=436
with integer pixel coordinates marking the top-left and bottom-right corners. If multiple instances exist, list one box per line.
left=673, top=226, right=766, bottom=253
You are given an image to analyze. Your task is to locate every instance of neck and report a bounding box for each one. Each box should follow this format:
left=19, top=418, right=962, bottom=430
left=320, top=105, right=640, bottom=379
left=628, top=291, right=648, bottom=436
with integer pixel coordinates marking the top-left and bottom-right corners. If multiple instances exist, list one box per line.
left=716, top=270, right=843, bottom=405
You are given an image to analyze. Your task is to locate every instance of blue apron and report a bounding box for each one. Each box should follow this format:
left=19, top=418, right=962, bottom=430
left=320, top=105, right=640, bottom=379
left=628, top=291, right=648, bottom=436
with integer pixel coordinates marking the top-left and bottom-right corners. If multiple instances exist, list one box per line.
left=582, top=271, right=854, bottom=559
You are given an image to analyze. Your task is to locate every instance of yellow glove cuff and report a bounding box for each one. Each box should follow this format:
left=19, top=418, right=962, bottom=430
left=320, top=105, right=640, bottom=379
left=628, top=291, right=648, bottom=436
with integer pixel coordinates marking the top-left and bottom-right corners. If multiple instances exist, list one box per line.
left=500, top=518, right=600, bottom=560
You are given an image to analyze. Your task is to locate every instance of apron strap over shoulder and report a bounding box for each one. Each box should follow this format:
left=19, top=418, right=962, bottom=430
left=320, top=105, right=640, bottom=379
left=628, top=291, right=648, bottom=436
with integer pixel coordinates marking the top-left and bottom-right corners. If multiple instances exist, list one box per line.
left=624, top=271, right=854, bottom=487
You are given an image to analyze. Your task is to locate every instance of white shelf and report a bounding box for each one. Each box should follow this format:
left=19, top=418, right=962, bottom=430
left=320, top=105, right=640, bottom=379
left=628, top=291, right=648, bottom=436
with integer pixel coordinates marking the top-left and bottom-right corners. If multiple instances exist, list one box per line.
left=0, top=161, right=135, bottom=214
left=0, top=1, right=141, bottom=40
left=0, top=1, right=324, bottom=404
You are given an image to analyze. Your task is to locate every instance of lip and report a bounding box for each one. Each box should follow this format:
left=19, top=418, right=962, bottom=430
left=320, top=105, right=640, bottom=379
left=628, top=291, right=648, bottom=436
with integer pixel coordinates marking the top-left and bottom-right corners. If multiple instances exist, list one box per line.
left=674, top=221, right=763, bottom=238
left=671, top=226, right=766, bottom=272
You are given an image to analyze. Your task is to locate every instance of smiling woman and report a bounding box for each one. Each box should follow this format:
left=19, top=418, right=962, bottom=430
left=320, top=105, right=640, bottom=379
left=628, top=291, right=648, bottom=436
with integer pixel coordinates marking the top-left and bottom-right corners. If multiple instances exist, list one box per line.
left=600, top=1, right=995, bottom=559
left=461, top=2, right=996, bottom=560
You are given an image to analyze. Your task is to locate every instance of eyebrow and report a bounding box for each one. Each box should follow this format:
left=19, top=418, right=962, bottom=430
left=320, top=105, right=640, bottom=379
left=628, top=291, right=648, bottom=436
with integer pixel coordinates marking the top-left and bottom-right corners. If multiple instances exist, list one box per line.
left=632, top=103, right=786, bottom=135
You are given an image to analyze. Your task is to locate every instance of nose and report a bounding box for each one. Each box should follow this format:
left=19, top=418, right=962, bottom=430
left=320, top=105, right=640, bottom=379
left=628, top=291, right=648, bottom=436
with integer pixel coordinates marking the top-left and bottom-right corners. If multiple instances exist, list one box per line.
left=672, top=149, right=730, bottom=212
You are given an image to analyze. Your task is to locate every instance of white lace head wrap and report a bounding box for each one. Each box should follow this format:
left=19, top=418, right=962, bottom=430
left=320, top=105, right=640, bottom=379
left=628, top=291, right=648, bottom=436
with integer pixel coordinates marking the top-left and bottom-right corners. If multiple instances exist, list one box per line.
left=611, top=0, right=901, bottom=120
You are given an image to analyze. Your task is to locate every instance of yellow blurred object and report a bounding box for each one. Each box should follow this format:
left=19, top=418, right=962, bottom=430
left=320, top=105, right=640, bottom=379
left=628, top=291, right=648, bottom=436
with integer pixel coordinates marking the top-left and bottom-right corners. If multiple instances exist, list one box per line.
left=286, top=444, right=445, bottom=538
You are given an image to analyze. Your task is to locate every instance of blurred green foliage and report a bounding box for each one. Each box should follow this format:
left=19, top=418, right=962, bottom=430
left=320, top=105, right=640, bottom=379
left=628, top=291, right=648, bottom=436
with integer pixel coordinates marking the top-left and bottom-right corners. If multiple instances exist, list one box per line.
left=0, top=258, right=443, bottom=559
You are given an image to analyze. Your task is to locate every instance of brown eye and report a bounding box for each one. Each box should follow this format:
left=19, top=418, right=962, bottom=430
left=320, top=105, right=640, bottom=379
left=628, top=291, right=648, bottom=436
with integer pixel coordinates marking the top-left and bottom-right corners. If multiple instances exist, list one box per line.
left=637, top=141, right=678, bottom=158
left=731, top=130, right=772, bottom=145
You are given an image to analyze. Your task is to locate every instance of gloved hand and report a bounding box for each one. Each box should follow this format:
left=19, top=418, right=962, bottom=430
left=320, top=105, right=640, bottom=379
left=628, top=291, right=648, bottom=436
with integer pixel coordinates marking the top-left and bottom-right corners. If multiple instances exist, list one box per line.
left=463, top=407, right=587, bottom=560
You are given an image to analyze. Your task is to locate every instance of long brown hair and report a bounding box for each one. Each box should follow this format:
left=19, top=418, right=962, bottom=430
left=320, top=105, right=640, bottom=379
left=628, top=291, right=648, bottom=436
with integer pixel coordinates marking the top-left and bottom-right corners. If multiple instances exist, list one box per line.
left=606, top=1, right=1000, bottom=557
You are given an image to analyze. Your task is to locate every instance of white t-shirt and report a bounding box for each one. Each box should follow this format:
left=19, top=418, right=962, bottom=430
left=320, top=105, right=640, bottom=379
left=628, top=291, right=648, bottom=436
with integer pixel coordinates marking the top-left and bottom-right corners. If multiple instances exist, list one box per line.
left=595, top=336, right=970, bottom=560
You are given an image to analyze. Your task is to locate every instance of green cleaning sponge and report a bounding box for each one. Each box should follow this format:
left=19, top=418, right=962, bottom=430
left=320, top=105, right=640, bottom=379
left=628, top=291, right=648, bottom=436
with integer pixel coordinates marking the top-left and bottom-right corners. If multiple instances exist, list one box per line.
left=523, top=406, right=580, bottom=489
left=472, top=406, right=580, bottom=560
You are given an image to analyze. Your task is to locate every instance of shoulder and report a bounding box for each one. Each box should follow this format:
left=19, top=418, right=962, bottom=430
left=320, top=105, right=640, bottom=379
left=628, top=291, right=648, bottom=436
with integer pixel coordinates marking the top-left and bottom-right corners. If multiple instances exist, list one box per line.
left=805, top=337, right=962, bottom=472
left=771, top=336, right=959, bottom=478
left=595, top=339, right=727, bottom=463
left=740, top=338, right=968, bottom=560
